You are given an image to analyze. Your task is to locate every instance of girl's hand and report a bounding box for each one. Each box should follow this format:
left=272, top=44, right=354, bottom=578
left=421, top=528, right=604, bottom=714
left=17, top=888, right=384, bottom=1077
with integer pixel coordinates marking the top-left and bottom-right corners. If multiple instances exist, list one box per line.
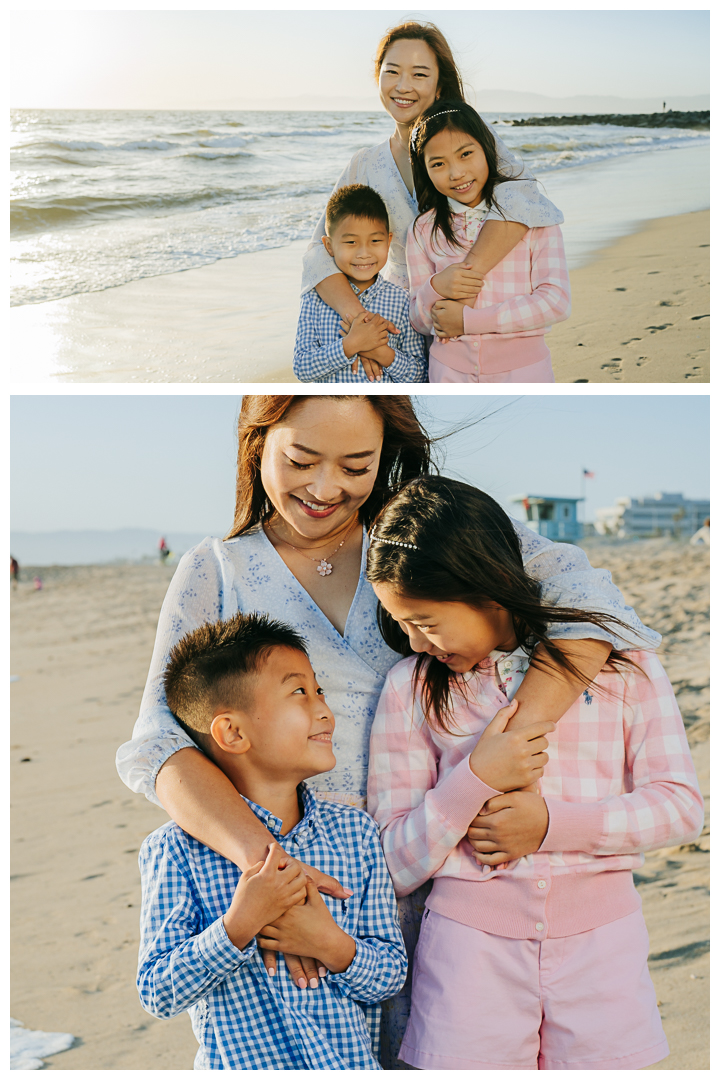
left=223, top=843, right=307, bottom=950
left=467, top=791, right=549, bottom=865
left=431, top=263, right=485, bottom=300
left=469, top=700, right=555, bottom=791
left=431, top=299, right=466, bottom=339
left=343, top=311, right=390, bottom=358
left=351, top=344, right=395, bottom=381
left=257, top=880, right=356, bottom=981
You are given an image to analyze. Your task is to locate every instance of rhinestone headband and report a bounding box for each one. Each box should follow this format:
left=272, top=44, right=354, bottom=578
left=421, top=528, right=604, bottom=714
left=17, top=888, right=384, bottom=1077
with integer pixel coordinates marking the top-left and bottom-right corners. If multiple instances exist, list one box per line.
left=410, top=109, right=463, bottom=152
left=368, top=526, right=418, bottom=550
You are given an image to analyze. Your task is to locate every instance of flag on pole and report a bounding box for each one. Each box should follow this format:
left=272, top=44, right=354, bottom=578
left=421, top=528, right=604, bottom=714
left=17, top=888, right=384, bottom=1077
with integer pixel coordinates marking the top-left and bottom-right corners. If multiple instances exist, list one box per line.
left=583, top=469, right=595, bottom=478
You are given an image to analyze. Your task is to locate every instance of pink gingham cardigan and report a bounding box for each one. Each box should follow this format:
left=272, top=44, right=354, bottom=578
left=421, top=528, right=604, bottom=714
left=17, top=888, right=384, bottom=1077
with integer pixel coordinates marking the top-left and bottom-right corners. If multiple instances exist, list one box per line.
left=406, top=211, right=571, bottom=376
left=367, top=650, right=703, bottom=940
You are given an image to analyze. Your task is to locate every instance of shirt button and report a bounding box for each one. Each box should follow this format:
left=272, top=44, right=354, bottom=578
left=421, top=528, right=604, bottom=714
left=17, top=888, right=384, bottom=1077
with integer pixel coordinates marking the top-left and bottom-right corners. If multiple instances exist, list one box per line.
left=537, top=880, right=547, bottom=889
left=535, top=922, right=545, bottom=932
left=472, top=341, right=479, bottom=348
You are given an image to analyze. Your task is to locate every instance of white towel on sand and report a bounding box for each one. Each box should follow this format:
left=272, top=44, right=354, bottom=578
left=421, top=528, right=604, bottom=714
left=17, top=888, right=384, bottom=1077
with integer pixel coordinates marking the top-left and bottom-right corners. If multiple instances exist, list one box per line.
left=10, top=1018, right=74, bottom=1070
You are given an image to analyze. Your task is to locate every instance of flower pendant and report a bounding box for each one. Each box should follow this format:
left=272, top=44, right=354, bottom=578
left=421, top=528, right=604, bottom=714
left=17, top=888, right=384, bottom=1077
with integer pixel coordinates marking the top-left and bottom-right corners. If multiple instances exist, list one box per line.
left=316, top=560, right=333, bottom=576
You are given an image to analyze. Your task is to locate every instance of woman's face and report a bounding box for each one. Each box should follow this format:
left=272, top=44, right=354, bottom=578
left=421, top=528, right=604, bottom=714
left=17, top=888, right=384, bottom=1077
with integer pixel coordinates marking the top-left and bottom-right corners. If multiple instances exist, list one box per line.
left=378, top=38, right=440, bottom=127
left=261, top=398, right=384, bottom=540
left=423, top=129, right=489, bottom=209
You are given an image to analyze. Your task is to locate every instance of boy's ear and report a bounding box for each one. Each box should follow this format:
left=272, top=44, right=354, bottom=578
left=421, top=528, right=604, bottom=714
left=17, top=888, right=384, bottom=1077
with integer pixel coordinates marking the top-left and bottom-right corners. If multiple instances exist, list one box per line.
left=387, top=231, right=393, bottom=245
left=210, top=711, right=251, bottom=755
left=322, top=234, right=334, bottom=257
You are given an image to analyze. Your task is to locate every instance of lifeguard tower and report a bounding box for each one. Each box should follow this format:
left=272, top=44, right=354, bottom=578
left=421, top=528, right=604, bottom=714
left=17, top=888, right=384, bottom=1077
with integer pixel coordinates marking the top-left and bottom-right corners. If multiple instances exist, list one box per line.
left=511, top=495, right=584, bottom=543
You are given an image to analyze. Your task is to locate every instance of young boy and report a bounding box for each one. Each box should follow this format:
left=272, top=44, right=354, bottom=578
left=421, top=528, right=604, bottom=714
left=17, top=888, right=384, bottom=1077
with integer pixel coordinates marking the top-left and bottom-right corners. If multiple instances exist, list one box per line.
left=137, top=612, right=407, bottom=1071
left=293, top=184, right=427, bottom=383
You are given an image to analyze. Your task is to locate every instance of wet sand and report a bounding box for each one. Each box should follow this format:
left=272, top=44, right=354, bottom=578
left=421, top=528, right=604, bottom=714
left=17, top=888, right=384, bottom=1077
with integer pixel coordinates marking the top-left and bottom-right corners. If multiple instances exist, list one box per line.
left=10, top=537, right=709, bottom=1068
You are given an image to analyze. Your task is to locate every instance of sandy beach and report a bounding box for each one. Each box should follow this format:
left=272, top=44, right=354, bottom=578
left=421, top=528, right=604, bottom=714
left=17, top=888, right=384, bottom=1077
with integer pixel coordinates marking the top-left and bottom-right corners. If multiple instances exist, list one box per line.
left=10, top=537, right=709, bottom=1069
left=9, top=187, right=709, bottom=385
left=550, top=211, right=709, bottom=382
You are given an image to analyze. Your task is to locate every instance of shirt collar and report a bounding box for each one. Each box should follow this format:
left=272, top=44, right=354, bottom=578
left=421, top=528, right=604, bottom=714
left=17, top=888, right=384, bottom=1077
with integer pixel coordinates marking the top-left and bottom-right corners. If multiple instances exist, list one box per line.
left=448, top=197, right=490, bottom=221
left=241, top=782, right=319, bottom=844
left=350, top=276, right=383, bottom=299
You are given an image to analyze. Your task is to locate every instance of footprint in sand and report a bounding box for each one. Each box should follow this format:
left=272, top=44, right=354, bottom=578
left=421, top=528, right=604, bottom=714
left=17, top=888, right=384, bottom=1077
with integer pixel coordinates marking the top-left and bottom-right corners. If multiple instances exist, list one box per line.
left=645, top=324, right=673, bottom=333
left=690, top=314, right=709, bottom=321
left=600, top=359, right=623, bottom=380
left=685, top=367, right=702, bottom=380
left=621, top=337, right=642, bottom=346
left=635, top=358, right=651, bottom=367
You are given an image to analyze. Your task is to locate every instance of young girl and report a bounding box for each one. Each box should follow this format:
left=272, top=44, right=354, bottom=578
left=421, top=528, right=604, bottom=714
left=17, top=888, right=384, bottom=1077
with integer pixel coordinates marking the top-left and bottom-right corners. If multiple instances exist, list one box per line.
left=406, top=100, right=571, bottom=383
left=366, top=476, right=703, bottom=1070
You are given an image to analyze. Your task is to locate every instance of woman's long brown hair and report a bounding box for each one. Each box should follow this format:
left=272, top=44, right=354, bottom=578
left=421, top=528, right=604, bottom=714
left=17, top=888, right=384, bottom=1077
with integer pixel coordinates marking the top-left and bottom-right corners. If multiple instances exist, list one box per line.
left=366, top=476, right=648, bottom=735
left=374, top=20, right=464, bottom=102
left=225, top=396, right=434, bottom=539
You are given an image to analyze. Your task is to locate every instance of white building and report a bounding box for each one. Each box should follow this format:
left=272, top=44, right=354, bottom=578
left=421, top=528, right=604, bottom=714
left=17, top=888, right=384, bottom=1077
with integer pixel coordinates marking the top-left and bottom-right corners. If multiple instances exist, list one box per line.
left=594, top=492, right=710, bottom=538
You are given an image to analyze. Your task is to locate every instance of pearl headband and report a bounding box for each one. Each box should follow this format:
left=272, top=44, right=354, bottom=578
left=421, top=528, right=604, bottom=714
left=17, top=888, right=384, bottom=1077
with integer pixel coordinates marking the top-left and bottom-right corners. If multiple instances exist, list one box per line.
left=368, top=526, right=419, bottom=550
left=410, top=109, right=463, bottom=153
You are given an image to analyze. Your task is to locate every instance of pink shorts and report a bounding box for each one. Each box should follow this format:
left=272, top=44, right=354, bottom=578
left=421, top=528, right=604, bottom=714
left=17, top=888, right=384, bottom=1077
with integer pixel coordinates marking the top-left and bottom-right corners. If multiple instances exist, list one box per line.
left=428, top=355, right=555, bottom=383
left=400, top=909, right=668, bottom=1070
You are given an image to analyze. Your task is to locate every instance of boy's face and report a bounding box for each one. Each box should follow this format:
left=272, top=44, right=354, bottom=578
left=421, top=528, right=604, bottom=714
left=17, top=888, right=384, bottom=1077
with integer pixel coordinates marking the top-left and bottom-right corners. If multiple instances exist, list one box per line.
left=322, top=215, right=392, bottom=289
left=217, top=646, right=336, bottom=780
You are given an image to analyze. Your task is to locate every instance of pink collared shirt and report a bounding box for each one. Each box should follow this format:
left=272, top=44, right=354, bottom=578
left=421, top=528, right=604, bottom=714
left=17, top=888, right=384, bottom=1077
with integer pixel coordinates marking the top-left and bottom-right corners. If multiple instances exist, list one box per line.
left=367, top=649, right=703, bottom=939
left=406, top=210, right=572, bottom=377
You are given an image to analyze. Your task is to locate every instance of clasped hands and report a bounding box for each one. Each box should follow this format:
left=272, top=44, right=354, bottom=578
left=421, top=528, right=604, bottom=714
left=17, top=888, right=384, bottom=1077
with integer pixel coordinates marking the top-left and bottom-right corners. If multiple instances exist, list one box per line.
left=466, top=699, right=553, bottom=866
left=430, top=261, right=485, bottom=340
left=223, top=842, right=354, bottom=990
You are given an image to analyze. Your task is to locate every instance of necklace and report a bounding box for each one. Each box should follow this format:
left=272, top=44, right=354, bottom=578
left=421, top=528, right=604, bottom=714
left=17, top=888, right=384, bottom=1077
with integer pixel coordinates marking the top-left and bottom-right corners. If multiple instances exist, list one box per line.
left=266, top=517, right=357, bottom=577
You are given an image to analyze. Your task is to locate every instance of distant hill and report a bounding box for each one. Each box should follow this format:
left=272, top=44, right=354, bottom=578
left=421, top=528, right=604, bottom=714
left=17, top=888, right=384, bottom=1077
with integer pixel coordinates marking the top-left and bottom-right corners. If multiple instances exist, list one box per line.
left=10, top=528, right=211, bottom=566
left=201, top=91, right=709, bottom=115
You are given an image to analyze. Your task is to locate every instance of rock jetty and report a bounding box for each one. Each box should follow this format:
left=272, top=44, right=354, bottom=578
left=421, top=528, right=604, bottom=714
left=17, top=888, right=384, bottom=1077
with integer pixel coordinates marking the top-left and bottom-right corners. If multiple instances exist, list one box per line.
left=504, top=110, right=709, bottom=130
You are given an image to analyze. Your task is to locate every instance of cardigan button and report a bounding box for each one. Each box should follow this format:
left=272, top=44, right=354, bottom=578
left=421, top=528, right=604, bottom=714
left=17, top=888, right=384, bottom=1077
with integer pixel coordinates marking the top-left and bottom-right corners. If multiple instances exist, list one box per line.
left=537, top=880, right=547, bottom=889
left=535, top=922, right=545, bottom=932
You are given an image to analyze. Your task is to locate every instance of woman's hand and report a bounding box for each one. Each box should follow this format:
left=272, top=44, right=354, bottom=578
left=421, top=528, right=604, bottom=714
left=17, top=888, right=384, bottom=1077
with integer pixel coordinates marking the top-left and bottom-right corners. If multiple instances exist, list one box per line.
left=258, top=880, right=357, bottom=980
left=260, top=858, right=352, bottom=987
left=469, top=700, right=555, bottom=792
left=430, top=262, right=485, bottom=301
left=467, top=791, right=549, bottom=865
left=431, top=298, right=467, bottom=339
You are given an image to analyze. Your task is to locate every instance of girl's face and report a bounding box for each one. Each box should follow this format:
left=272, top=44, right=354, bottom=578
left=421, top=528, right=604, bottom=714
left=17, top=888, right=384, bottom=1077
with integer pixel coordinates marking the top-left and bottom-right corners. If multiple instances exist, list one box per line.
left=423, top=128, right=489, bottom=208
left=261, top=397, right=384, bottom=541
left=379, top=38, right=440, bottom=128
left=372, top=585, right=517, bottom=673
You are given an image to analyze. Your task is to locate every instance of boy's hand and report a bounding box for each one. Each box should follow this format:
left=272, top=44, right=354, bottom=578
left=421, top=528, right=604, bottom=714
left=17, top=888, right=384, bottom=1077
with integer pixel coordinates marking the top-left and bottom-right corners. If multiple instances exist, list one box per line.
left=351, top=344, right=396, bottom=381
left=342, top=311, right=390, bottom=358
left=340, top=311, right=399, bottom=338
left=467, top=791, right=549, bottom=865
left=257, top=879, right=356, bottom=980
left=431, top=299, right=466, bottom=339
left=431, top=262, right=485, bottom=301
left=469, top=700, right=555, bottom=792
left=223, top=842, right=306, bottom=951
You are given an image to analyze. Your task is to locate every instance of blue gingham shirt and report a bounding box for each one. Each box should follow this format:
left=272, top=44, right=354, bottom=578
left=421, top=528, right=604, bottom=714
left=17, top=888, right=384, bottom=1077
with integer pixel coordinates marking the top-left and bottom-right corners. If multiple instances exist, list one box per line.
left=137, top=784, right=407, bottom=1070
left=293, top=276, right=427, bottom=383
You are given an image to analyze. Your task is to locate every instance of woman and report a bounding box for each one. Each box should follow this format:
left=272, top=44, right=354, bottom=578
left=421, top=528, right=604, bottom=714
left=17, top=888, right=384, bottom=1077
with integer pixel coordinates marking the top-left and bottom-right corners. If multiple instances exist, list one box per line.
left=301, top=23, right=563, bottom=361
left=117, top=395, right=658, bottom=1066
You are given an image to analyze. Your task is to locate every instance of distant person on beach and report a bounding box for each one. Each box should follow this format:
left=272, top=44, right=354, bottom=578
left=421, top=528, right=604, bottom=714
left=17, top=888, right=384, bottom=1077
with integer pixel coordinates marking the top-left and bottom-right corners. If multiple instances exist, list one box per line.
left=406, top=101, right=571, bottom=382
left=158, top=537, right=170, bottom=562
left=33, top=576, right=43, bottom=591
left=301, top=22, right=562, bottom=380
left=293, top=185, right=426, bottom=383
left=117, top=395, right=660, bottom=1067
left=137, top=612, right=406, bottom=1069
left=11, top=556, right=20, bottom=588
left=689, top=518, right=710, bottom=545
left=366, top=477, right=703, bottom=1069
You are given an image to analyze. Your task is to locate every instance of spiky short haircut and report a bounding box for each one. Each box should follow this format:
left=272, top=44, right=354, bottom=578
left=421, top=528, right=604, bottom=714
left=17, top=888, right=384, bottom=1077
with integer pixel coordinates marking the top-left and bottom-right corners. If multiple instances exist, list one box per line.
left=163, top=612, right=308, bottom=742
left=326, top=184, right=390, bottom=236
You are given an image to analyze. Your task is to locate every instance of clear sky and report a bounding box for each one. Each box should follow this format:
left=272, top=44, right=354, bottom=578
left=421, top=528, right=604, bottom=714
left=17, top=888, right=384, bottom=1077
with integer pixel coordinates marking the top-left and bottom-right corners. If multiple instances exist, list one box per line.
left=9, top=8, right=709, bottom=109
left=10, top=394, right=709, bottom=535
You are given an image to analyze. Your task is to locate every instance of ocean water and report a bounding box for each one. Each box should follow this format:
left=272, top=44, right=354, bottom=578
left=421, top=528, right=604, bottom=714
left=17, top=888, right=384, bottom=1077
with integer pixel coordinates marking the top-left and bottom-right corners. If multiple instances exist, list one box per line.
left=10, top=108, right=709, bottom=307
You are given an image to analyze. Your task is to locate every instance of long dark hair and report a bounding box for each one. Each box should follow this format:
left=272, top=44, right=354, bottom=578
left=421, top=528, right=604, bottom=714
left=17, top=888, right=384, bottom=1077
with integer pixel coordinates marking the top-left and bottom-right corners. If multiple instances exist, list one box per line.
left=411, top=99, right=523, bottom=253
left=366, top=476, right=643, bottom=734
left=374, top=21, right=464, bottom=102
left=225, top=396, right=435, bottom=538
